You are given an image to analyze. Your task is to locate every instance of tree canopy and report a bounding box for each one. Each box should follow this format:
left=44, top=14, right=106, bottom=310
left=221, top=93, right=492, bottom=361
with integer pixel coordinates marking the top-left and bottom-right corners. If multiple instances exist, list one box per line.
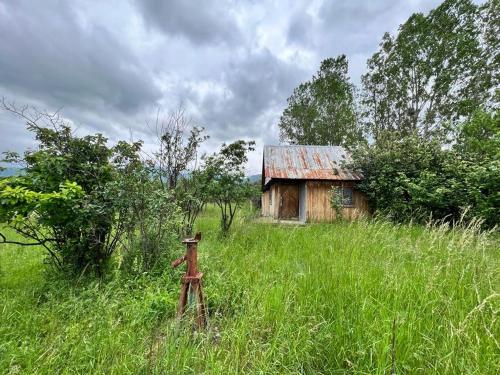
left=204, top=140, right=257, bottom=234
left=278, top=55, right=362, bottom=147
left=361, top=0, right=498, bottom=141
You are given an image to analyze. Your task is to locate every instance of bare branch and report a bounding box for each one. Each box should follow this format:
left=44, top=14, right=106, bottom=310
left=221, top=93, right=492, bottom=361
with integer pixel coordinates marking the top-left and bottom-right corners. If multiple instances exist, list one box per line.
left=0, top=232, right=56, bottom=246
left=1, top=97, right=69, bottom=134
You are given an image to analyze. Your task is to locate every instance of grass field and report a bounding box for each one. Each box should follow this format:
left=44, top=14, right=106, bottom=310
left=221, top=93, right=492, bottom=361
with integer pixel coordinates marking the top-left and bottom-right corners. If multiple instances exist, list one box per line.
left=1, top=207, right=498, bottom=374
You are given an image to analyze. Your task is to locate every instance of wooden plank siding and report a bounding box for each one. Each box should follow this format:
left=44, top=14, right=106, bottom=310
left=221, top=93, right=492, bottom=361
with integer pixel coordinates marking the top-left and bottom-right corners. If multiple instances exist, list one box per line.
left=261, top=184, right=279, bottom=217
left=261, top=188, right=270, bottom=216
left=273, top=185, right=280, bottom=218
left=305, top=181, right=368, bottom=222
left=262, top=181, right=369, bottom=222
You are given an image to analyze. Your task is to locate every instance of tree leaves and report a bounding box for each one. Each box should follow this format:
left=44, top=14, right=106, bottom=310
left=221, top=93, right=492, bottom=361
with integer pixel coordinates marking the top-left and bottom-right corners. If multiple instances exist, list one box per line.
left=279, top=55, right=362, bottom=147
left=203, top=140, right=257, bottom=234
left=350, top=110, right=499, bottom=227
left=362, top=0, right=497, bottom=141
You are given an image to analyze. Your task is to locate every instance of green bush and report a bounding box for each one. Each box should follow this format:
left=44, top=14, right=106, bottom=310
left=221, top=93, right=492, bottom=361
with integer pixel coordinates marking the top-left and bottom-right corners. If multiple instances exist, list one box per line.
left=204, top=140, right=258, bottom=234
left=120, top=184, right=183, bottom=275
left=0, top=106, right=190, bottom=277
left=350, top=110, right=499, bottom=227
left=0, top=119, right=140, bottom=275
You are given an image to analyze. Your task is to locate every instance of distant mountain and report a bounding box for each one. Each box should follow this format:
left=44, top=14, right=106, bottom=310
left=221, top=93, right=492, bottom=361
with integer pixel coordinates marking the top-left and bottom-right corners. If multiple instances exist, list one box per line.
left=0, top=167, right=24, bottom=177
left=247, top=174, right=261, bottom=183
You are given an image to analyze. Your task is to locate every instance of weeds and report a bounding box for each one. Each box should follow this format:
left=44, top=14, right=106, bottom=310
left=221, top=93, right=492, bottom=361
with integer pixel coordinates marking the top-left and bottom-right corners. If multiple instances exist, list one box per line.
left=1, top=207, right=498, bottom=373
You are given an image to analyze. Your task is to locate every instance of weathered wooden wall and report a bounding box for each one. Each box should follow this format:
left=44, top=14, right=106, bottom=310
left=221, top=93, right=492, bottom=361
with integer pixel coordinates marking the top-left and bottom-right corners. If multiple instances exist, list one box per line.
left=298, top=182, right=307, bottom=222
left=261, top=185, right=279, bottom=217
left=261, top=189, right=269, bottom=216
left=305, top=181, right=368, bottom=222
left=272, top=184, right=279, bottom=218
left=262, top=180, right=369, bottom=222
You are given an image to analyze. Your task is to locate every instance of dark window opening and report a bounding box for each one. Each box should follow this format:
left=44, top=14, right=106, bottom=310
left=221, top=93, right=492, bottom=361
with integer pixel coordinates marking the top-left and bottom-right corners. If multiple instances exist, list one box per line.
left=269, top=189, right=272, bottom=206
left=342, top=187, right=354, bottom=207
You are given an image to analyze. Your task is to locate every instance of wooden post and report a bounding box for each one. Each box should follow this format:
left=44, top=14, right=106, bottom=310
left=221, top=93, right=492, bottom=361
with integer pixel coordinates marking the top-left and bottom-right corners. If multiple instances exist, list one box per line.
left=171, top=232, right=207, bottom=329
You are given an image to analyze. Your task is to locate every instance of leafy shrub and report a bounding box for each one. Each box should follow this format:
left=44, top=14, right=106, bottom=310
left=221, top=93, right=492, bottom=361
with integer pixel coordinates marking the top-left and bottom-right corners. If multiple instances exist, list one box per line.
left=204, top=140, right=258, bottom=234
left=0, top=105, right=192, bottom=277
left=174, top=170, right=210, bottom=236
left=120, top=184, right=183, bottom=274
left=329, top=186, right=344, bottom=219
left=350, top=110, right=499, bottom=227
left=0, top=110, right=141, bottom=275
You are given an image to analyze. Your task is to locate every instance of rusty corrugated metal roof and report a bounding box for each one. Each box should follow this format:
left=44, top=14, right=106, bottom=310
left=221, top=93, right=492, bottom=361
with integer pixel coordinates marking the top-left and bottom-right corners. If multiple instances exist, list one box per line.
left=263, top=145, right=362, bottom=186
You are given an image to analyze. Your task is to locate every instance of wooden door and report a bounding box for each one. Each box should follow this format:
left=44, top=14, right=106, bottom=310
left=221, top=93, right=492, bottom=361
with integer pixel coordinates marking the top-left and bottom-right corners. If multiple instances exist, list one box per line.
left=279, top=184, right=299, bottom=219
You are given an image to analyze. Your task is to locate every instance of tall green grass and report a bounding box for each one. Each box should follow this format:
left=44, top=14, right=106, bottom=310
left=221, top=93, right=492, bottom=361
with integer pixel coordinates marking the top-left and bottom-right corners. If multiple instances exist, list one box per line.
left=1, top=207, right=498, bottom=374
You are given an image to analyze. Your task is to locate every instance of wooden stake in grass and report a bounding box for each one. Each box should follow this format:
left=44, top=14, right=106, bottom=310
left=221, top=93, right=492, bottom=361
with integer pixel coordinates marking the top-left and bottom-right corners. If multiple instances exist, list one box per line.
left=172, top=232, right=208, bottom=329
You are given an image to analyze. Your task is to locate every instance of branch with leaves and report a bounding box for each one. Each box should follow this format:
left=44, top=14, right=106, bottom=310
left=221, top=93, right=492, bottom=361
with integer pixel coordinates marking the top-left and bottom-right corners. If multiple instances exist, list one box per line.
left=204, top=140, right=257, bottom=235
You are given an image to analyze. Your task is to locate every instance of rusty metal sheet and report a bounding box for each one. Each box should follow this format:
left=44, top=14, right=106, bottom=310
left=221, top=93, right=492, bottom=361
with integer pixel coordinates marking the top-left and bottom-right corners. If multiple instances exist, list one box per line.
left=263, top=145, right=362, bottom=186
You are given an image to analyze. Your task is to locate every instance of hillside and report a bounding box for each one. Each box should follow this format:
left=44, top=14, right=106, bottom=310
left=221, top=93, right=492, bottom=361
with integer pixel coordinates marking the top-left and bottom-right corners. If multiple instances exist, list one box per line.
left=0, top=167, right=23, bottom=177
left=247, top=174, right=261, bottom=183
left=1, top=206, right=498, bottom=374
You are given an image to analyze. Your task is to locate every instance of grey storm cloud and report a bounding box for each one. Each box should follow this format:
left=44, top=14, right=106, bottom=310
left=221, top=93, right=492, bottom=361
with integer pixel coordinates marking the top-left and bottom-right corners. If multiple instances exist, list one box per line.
left=134, top=0, right=243, bottom=46
left=0, top=0, right=161, bottom=113
left=182, top=48, right=305, bottom=140
left=286, top=0, right=442, bottom=85
left=0, top=0, right=446, bottom=173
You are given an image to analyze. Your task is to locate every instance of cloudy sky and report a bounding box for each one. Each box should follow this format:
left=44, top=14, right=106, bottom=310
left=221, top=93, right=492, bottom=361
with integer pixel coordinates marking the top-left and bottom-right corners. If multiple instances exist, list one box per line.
left=0, top=0, right=443, bottom=174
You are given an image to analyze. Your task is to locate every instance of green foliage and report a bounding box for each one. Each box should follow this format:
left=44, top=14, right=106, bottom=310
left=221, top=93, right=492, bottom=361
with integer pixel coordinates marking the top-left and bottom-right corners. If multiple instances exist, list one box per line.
left=279, top=55, right=363, bottom=147
left=0, top=180, right=83, bottom=210
left=350, top=134, right=445, bottom=221
left=453, top=110, right=500, bottom=227
left=0, top=108, right=144, bottom=275
left=148, top=108, right=210, bottom=236
left=351, top=110, right=499, bottom=227
left=108, top=140, right=184, bottom=273
left=329, top=186, right=344, bottom=219
left=361, top=0, right=497, bottom=140
left=151, top=108, right=209, bottom=190
left=354, top=0, right=499, bottom=228
left=175, top=169, right=211, bottom=236
left=1, top=208, right=498, bottom=373
left=121, top=188, right=182, bottom=274
left=204, top=140, right=257, bottom=234
left=456, top=109, right=500, bottom=157
left=117, top=165, right=183, bottom=274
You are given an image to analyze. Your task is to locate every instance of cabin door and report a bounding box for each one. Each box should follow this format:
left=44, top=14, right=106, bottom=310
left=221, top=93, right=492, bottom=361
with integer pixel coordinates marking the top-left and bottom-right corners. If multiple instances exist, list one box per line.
left=279, top=184, right=299, bottom=219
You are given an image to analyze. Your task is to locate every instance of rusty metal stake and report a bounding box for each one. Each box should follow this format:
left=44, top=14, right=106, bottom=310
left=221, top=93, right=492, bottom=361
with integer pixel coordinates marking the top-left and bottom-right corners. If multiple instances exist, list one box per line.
left=171, top=232, right=207, bottom=329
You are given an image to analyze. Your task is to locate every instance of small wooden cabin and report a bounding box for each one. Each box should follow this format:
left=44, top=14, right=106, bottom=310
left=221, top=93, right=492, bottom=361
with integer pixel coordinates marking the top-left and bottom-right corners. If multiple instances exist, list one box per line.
left=261, top=145, right=369, bottom=222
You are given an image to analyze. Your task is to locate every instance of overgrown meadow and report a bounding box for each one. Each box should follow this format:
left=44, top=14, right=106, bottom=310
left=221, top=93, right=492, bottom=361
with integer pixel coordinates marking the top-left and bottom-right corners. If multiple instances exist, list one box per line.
left=1, top=206, right=498, bottom=374
left=1, top=0, right=498, bottom=373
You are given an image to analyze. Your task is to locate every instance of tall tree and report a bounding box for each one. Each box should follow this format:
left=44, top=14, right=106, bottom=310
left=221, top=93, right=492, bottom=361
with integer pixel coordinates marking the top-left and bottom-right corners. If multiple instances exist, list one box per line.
left=479, top=0, right=500, bottom=108
left=204, top=140, right=257, bottom=234
left=279, top=55, right=362, bottom=147
left=362, top=0, right=497, bottom=141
